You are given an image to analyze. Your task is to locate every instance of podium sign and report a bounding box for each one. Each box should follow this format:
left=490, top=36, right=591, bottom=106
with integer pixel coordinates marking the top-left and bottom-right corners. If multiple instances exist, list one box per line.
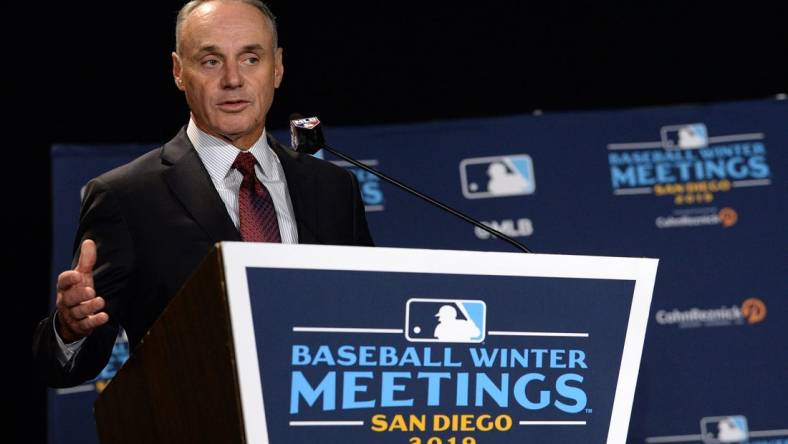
left=222, top=244, right=657, bottom=444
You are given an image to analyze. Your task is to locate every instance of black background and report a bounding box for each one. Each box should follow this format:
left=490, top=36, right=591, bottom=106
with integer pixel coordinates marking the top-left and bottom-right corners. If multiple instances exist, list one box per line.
left=15, top=2, right=786, bottom=442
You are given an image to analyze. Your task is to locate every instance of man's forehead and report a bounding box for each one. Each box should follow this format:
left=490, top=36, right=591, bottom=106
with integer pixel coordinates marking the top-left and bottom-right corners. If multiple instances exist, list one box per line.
left=181, top=1, right=273, bottom=47
left=188, top=1, right=268, bottom=23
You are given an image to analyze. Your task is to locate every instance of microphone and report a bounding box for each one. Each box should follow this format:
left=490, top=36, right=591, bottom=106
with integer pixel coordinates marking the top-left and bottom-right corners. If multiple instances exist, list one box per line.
left=289, top=114, right=532, bottom=253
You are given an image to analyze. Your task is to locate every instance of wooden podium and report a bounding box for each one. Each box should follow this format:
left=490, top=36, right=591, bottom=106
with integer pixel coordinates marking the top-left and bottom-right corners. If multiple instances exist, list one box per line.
left=94, top=243, right=657, bottom=444
left=94, top=246, right=246, bottom=443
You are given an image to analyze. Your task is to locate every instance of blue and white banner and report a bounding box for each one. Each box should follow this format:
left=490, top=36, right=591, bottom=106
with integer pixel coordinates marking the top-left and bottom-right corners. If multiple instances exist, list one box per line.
left=220, top=243, right=657, bottom=443
left=49, top=98, right=788, bottom=443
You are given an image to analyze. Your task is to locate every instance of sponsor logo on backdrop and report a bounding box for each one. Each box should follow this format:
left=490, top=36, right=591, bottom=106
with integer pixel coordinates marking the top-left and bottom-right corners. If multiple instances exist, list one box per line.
left=701, top=415, right=749, bottom=444
left=332, top=159, right=385, bottom=212
left=460, top=154, right=535, bottom=199
left=645, top=414, right=788, bottom=444
left=290, top=298, right=592, bottom=441
left=661, top=123, right=710, bottom=149
left=655, top=297, right=767, bottom=329
left=607, top=123, right=771, bottom=228
left=474, top=217, right=534, bottom=240
left=55, top=331, right=129, bottom=396
left=740, top=297, right=768, bottom=324
left=655, top=207, right=738, bottom=229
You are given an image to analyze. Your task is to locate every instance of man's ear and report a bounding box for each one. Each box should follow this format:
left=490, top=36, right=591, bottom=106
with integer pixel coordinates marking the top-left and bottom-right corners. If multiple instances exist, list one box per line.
left=274, top=47, right=284, bottom=89
left=172, top=52, right=185, bottom=91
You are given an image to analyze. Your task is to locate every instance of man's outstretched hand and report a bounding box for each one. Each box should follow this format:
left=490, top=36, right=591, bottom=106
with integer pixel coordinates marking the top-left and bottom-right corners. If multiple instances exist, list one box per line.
left=55, top=239, right=109, bottom=343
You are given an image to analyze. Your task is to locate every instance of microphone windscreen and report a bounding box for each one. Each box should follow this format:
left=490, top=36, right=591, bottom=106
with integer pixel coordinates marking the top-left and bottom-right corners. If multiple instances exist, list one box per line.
left=289, top=114, right=325, bottom=154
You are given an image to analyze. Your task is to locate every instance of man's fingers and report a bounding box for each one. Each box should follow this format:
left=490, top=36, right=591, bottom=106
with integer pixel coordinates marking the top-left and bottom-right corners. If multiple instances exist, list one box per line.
left=75, top=239, right=97, bottom=274
left=58, top=286, right=96, bottom=309
left=57, top=239, right=98, bottom=294
left=56, top=304, right=109, bottom=343
left=54, top=240, right=101, bottom=343
left=76, top=312, right=109, bottom=332
left=68, top=296, right=105, bottom=320
left=56, top=270, right=83, bottom=291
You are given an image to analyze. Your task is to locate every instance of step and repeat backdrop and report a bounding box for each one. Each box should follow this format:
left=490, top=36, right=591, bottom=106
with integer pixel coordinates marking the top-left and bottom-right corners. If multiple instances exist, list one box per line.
left=48, top=98, right=787, bottom=443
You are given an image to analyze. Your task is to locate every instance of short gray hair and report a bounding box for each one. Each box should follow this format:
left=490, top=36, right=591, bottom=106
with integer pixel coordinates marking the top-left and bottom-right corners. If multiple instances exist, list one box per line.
left=175, top=0, right=278, bottom=54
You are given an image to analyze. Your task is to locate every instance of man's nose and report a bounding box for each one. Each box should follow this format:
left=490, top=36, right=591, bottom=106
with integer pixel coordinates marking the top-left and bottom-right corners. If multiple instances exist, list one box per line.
left=221, top=62, right=243, bottom=88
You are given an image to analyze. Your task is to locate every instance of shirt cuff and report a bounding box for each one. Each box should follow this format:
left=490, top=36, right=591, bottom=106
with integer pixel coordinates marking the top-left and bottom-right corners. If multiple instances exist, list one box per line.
left=52, top=314, right=86, bottom=368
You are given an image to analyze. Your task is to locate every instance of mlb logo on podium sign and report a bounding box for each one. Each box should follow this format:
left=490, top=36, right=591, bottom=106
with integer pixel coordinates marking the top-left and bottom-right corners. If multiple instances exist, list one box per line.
left=460, top=154, right=535, bottom=199
left=405, top=298, right=486, bottom=343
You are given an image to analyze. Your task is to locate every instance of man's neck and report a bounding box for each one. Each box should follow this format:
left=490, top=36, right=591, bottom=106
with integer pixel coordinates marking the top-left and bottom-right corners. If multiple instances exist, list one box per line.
left=190, top=117, right=265, bottom=151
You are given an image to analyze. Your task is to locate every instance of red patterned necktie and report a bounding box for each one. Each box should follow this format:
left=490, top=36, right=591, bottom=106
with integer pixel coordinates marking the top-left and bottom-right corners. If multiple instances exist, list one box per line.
left=232, top=152, right=281, bottom=243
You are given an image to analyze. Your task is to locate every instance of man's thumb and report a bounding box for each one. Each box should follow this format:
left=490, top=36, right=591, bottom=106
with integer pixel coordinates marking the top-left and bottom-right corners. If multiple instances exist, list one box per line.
left=76, top=239, right=97, bottom=273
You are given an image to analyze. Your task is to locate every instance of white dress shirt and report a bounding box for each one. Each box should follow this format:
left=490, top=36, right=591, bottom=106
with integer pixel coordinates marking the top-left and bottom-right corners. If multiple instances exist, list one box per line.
left=187, top=119, right=299, bottom=243
left=55, top=119, right=299, bottom=367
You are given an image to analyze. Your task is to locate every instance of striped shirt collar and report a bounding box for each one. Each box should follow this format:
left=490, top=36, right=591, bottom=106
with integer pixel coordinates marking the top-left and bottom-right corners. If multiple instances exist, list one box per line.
left=186, top=117, right=282, bottom=181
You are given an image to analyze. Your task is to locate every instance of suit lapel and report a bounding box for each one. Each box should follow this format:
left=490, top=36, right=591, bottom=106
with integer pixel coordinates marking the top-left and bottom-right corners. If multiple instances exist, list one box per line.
left=161, top=128, right=242, bottom=242
left=268, top=135, right=319, bottom=244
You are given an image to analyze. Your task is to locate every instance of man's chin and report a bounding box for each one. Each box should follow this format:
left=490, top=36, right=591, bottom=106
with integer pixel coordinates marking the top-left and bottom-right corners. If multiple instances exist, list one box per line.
left=214, top=124, right=263, bottom=148
left=214, top=122, right=255, bottom=139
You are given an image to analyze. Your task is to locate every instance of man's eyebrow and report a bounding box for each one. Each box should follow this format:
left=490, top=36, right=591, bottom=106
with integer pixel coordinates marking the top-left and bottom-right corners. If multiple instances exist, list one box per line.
left=240, top=44, right=265, bottom=53
left=195, top=45, right=220, bottom=56
left=194, top=44, right=265, bottom=56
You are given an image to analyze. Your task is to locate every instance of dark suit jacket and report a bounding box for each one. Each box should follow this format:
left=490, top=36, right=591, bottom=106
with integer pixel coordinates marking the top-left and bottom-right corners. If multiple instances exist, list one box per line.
left=33, top=128, right=373, bottom=387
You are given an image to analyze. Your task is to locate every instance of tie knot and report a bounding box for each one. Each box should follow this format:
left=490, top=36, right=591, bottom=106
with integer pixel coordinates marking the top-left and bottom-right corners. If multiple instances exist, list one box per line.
left=232, top=152, right=257, bottom=177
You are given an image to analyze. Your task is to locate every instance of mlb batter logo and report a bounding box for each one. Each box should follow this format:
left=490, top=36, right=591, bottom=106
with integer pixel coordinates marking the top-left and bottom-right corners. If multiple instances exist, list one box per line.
left=661, top=123, right=708, bottom=149
left=459, top=154, right=535, bottom=199
left=700, top=415, right=749, bottom=444
left=291, top=117, right=321, bottom=129
left=405, top=298, right=486, bottom=343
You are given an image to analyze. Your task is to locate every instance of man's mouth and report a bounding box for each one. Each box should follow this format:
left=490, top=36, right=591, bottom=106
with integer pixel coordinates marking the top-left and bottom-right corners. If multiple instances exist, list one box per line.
left=217, top=100, right=250, bottom=112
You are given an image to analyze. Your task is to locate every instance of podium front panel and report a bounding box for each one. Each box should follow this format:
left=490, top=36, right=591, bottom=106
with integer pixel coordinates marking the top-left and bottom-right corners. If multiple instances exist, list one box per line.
left=221, top=243, right=657, bottom=444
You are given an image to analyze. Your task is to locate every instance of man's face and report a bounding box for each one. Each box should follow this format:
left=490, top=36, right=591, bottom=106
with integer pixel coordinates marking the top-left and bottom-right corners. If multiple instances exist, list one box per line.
left=172, top=1, right=283, bottom=149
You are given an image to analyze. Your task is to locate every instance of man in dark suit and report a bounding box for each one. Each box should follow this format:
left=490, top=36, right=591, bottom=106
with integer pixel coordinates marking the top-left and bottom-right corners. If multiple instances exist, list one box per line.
left=33, top=0, right=373, bottom=388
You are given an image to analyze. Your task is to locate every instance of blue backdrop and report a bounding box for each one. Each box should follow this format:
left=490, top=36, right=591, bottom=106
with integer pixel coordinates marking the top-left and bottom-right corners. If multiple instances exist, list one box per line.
left=49, top=98, right=787, bottom=443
